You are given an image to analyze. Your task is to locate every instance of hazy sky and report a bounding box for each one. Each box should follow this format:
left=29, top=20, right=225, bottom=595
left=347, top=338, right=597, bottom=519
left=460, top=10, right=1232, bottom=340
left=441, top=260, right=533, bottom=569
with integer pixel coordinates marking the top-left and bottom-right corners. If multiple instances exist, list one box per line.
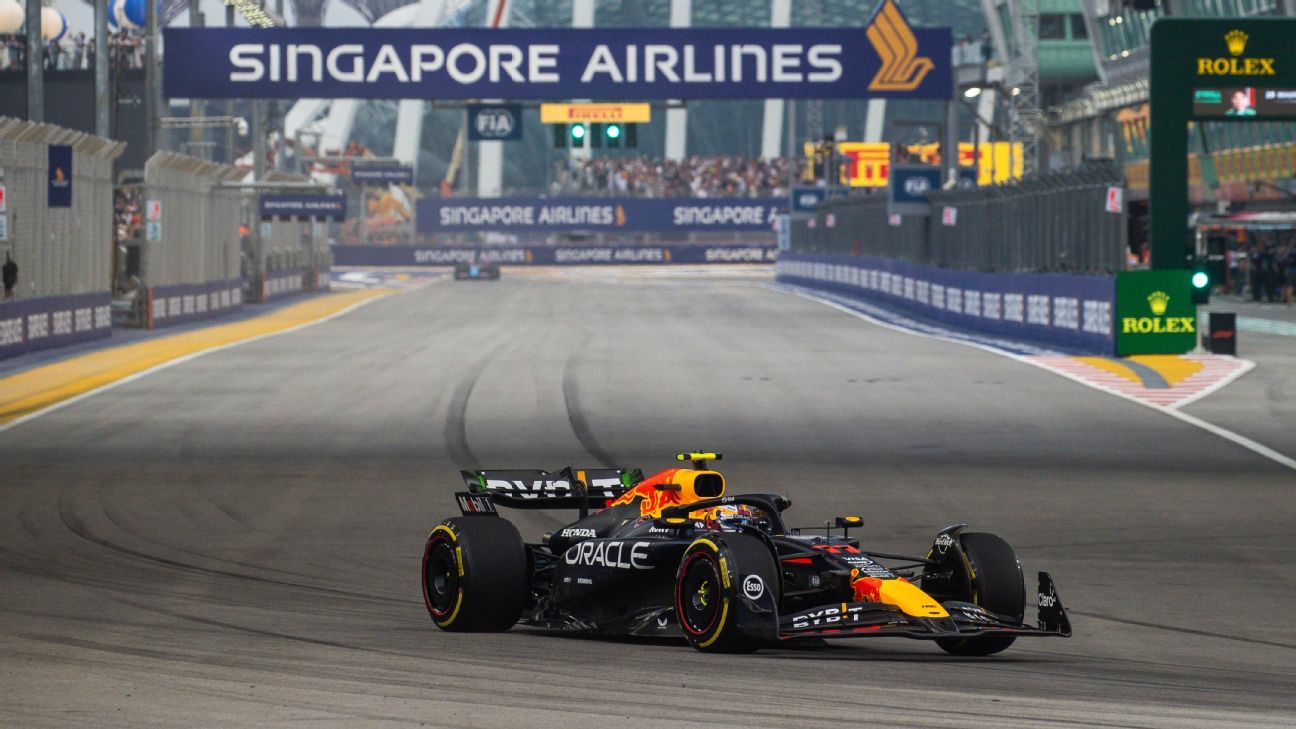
left=51, top=0, right=369, bottom=38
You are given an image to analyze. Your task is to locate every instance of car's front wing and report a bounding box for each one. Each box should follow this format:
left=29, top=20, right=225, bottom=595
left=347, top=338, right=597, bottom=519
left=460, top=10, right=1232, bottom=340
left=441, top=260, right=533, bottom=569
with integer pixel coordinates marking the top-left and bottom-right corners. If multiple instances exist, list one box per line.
left=778, top=573, right=1072, bottom=642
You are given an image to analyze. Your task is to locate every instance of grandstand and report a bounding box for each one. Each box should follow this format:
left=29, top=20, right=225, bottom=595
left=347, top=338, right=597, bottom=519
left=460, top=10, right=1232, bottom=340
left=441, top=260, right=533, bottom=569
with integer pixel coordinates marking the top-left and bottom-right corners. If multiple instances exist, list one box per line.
left=330, top=0, right=990, bottom=195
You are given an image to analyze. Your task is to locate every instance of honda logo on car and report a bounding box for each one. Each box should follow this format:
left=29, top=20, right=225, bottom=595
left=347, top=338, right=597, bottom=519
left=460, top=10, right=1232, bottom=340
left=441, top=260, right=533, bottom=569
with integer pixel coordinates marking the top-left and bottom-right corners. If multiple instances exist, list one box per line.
left=560, top=528, right=597, bottom=538
left=564, top=540, right=652, bottom=570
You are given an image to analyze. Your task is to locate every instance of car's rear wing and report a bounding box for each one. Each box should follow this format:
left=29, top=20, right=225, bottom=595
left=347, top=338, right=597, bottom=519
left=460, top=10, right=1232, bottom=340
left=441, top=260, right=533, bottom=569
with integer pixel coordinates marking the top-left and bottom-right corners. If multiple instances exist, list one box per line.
left=456, top=467, right=643, bottom=517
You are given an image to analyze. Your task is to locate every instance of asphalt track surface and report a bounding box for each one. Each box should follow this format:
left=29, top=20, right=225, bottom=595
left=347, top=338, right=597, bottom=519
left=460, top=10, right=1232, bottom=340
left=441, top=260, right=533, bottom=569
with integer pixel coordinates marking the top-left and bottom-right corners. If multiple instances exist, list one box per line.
left=2, top=273, right=1294, bottom=728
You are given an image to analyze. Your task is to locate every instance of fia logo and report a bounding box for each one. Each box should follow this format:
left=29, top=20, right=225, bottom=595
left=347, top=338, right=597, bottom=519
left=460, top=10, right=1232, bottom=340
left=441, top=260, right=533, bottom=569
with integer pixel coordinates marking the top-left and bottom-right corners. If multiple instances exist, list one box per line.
left=474, top=107, right=516, bottom=139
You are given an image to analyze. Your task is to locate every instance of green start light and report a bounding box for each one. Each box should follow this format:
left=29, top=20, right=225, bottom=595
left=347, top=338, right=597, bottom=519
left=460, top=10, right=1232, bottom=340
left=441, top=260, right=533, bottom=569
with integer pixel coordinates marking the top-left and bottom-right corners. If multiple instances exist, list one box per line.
left=570, top=124, right=586, bottom=140
left=606, top=124, right=622, bottom=139
left=1192, top=271, right=1209, bottom=289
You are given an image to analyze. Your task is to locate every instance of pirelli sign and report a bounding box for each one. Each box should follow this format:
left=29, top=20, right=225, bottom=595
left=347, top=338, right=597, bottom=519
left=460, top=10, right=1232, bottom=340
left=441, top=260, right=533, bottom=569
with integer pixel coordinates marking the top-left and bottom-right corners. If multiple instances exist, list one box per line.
left=540, top=103, right=652, bottom=124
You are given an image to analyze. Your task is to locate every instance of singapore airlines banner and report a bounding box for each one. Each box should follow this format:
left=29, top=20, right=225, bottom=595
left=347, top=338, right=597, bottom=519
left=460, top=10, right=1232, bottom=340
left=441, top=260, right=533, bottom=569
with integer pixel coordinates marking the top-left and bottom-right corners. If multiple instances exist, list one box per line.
left=417, top=198, right=785, bottom=233
left=162, top=2, right=951, bottom=100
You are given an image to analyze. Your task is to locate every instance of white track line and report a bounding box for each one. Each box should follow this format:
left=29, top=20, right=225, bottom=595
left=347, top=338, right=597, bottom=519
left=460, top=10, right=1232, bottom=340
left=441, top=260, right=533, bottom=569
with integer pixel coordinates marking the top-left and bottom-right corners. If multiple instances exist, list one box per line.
left=0, top=292, right=393, bottom=436
left=775, top=285, right=1296, bottom=473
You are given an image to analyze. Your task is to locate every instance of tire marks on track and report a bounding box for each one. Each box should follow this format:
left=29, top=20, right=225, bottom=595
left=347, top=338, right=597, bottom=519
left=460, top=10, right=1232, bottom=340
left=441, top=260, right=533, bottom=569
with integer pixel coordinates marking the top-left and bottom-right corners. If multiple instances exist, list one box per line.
left=561, top=343, right=617, bottom=468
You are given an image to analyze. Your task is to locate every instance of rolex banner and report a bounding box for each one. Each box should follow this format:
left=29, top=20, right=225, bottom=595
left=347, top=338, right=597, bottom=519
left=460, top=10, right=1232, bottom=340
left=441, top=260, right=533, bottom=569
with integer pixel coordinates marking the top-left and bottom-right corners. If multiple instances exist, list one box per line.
left=1115, top=270, right=1197, bottom=356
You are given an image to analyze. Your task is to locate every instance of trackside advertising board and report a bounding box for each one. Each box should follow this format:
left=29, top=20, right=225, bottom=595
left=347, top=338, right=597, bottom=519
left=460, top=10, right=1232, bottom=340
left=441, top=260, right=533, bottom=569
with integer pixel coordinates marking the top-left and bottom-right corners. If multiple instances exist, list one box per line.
left=777, top=253, right=1115, bottom=354
left=162, top=1, right=950, bottom=100
left=1115, top=270, right=1196, bottom=355
left=332, top=245, right=778, bottom=267
left=417, top=198, right=784, bottom=234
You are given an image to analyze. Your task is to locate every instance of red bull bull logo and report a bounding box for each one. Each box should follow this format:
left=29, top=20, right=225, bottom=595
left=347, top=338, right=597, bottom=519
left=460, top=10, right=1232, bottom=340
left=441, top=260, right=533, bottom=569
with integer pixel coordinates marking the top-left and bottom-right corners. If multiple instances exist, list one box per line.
left=851, top=571, right=884, bottom=603
left=608, top=469, right=686, bottom=516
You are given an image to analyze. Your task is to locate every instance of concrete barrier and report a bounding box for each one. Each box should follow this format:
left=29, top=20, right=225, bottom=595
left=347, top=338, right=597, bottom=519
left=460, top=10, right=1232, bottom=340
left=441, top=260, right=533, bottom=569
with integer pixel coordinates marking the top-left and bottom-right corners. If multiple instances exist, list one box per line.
left=776, top=253, right=1115, bottom=354
left=332, top=244, right=778, bottom=267
left=147, top=280, right=243, bottom=329
left=0, top=292, right=112, bottom=359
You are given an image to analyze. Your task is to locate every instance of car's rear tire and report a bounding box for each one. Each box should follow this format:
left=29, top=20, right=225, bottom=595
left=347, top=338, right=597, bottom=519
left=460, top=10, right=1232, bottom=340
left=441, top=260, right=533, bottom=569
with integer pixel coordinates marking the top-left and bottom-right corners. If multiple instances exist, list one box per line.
left=675, top=534, right=777, bottom=654
left=936, top=532, right=1025, bottom=656
left=421, top=517, right=528, bottom=632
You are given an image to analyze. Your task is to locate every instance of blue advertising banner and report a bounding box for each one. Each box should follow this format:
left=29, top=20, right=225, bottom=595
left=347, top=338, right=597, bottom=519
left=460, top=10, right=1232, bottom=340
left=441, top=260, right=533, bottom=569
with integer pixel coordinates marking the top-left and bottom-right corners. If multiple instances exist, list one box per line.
left=418, top=198, right=784, bottom=233
left=259, top=193, right=347, bottom=219
left=0, top=291, right=111, bottom=360
left=48, top=145, right=73, bottom=208
left=889, top=166, right=941, bottom=207
left=467, top=103, right=524, bottom=141
left=791, top=187, right=827, bottom=212
left=352, top=167, right=415, bottom=184
left=776, top=253, right=1115, bottom=354
left=162, top=2, right=951, bottom=100
left=332, top=244, right=778, bottom=267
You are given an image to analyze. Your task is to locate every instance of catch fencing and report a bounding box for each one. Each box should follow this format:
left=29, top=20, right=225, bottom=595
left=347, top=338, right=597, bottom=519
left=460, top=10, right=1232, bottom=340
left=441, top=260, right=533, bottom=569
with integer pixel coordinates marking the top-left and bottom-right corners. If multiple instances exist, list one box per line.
left=141, top=152, right=246, bottom=328
left=793, top=162, right=1125, bottom=275
left=0, top=118, right=123, bottom=358
left=0, top=118, right=123, bottom=299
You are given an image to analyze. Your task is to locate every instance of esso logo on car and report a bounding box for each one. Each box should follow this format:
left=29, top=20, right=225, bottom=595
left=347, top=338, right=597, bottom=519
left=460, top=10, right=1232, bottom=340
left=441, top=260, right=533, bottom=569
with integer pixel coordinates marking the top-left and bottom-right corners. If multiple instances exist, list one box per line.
left=742, top=574, right=765, bottom=600
left=903, top=177, right=931, bottom=196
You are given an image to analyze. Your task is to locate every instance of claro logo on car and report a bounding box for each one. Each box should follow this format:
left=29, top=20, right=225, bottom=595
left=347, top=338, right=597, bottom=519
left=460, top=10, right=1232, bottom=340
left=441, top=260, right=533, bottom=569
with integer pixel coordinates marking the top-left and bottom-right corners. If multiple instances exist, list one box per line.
left=564, top=540, right=652, bottom=570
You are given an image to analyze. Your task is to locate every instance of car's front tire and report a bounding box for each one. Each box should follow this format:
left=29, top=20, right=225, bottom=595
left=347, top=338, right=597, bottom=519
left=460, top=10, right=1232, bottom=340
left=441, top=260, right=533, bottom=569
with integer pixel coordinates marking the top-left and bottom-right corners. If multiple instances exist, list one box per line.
left=675, top=534, right=777, bottom=653
left=936, top=532, right=1025, bottom=656
left=421, top=517, right=528, bottom=632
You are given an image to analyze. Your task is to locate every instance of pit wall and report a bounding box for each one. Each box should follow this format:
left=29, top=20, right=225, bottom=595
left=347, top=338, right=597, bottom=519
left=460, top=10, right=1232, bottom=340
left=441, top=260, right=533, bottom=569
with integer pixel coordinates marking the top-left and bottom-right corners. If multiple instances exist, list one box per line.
left=262, top=268, right=309, bottom=303
left=776, top=253, right=1115, bottom=355
left=0, top=292, right=113, bottom=359
left=147, top=279, right=244, bottom=330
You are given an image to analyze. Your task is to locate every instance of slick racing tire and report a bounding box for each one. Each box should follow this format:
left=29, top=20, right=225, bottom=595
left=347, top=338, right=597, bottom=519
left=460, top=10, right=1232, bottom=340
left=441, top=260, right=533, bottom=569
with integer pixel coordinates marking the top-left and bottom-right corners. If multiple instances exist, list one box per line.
left=675, top=533, right=778, bottom=654
left=421, top=517, right=528, bottom=632
left=936, top=532, right=1025, bottom=656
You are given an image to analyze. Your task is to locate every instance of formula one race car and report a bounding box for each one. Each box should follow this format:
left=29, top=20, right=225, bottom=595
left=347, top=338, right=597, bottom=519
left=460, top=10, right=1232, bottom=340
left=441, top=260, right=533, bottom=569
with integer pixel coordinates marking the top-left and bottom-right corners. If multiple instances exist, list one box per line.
left=421, top=453, right=1071, bottom=654
left=453, top=262, right=500, bottom=280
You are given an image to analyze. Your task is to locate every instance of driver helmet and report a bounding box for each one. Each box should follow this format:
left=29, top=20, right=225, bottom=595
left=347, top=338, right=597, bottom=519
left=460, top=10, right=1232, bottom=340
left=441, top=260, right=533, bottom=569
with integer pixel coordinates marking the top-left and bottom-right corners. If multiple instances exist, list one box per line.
left=704, top=503, right=755, bottom=531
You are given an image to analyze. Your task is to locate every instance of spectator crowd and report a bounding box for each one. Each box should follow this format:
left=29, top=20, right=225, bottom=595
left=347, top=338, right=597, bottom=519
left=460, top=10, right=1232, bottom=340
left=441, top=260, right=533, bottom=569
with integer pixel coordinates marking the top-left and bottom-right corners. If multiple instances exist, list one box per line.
left=114, top=187, right=143, bottom=243
left=551, top=156, right=793, bottom=198
left=2, top=32, right=146, bottom=72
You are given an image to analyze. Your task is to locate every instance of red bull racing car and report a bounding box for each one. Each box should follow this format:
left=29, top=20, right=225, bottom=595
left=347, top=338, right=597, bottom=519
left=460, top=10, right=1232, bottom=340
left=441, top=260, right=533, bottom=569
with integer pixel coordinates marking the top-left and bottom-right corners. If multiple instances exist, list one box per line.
left=421, top=453, right=1071, bottom=654
left=453, top=262, right=500, bottom=280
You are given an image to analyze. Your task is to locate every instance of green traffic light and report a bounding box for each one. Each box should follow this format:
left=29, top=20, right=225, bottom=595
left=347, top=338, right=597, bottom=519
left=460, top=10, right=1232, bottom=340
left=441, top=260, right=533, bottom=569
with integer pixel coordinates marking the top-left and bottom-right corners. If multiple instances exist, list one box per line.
left=606, top=124, right=621, bottom=139
left=570, top=124, right=586, bottom=139
left=1192, top=271, right=1209, bottom=289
